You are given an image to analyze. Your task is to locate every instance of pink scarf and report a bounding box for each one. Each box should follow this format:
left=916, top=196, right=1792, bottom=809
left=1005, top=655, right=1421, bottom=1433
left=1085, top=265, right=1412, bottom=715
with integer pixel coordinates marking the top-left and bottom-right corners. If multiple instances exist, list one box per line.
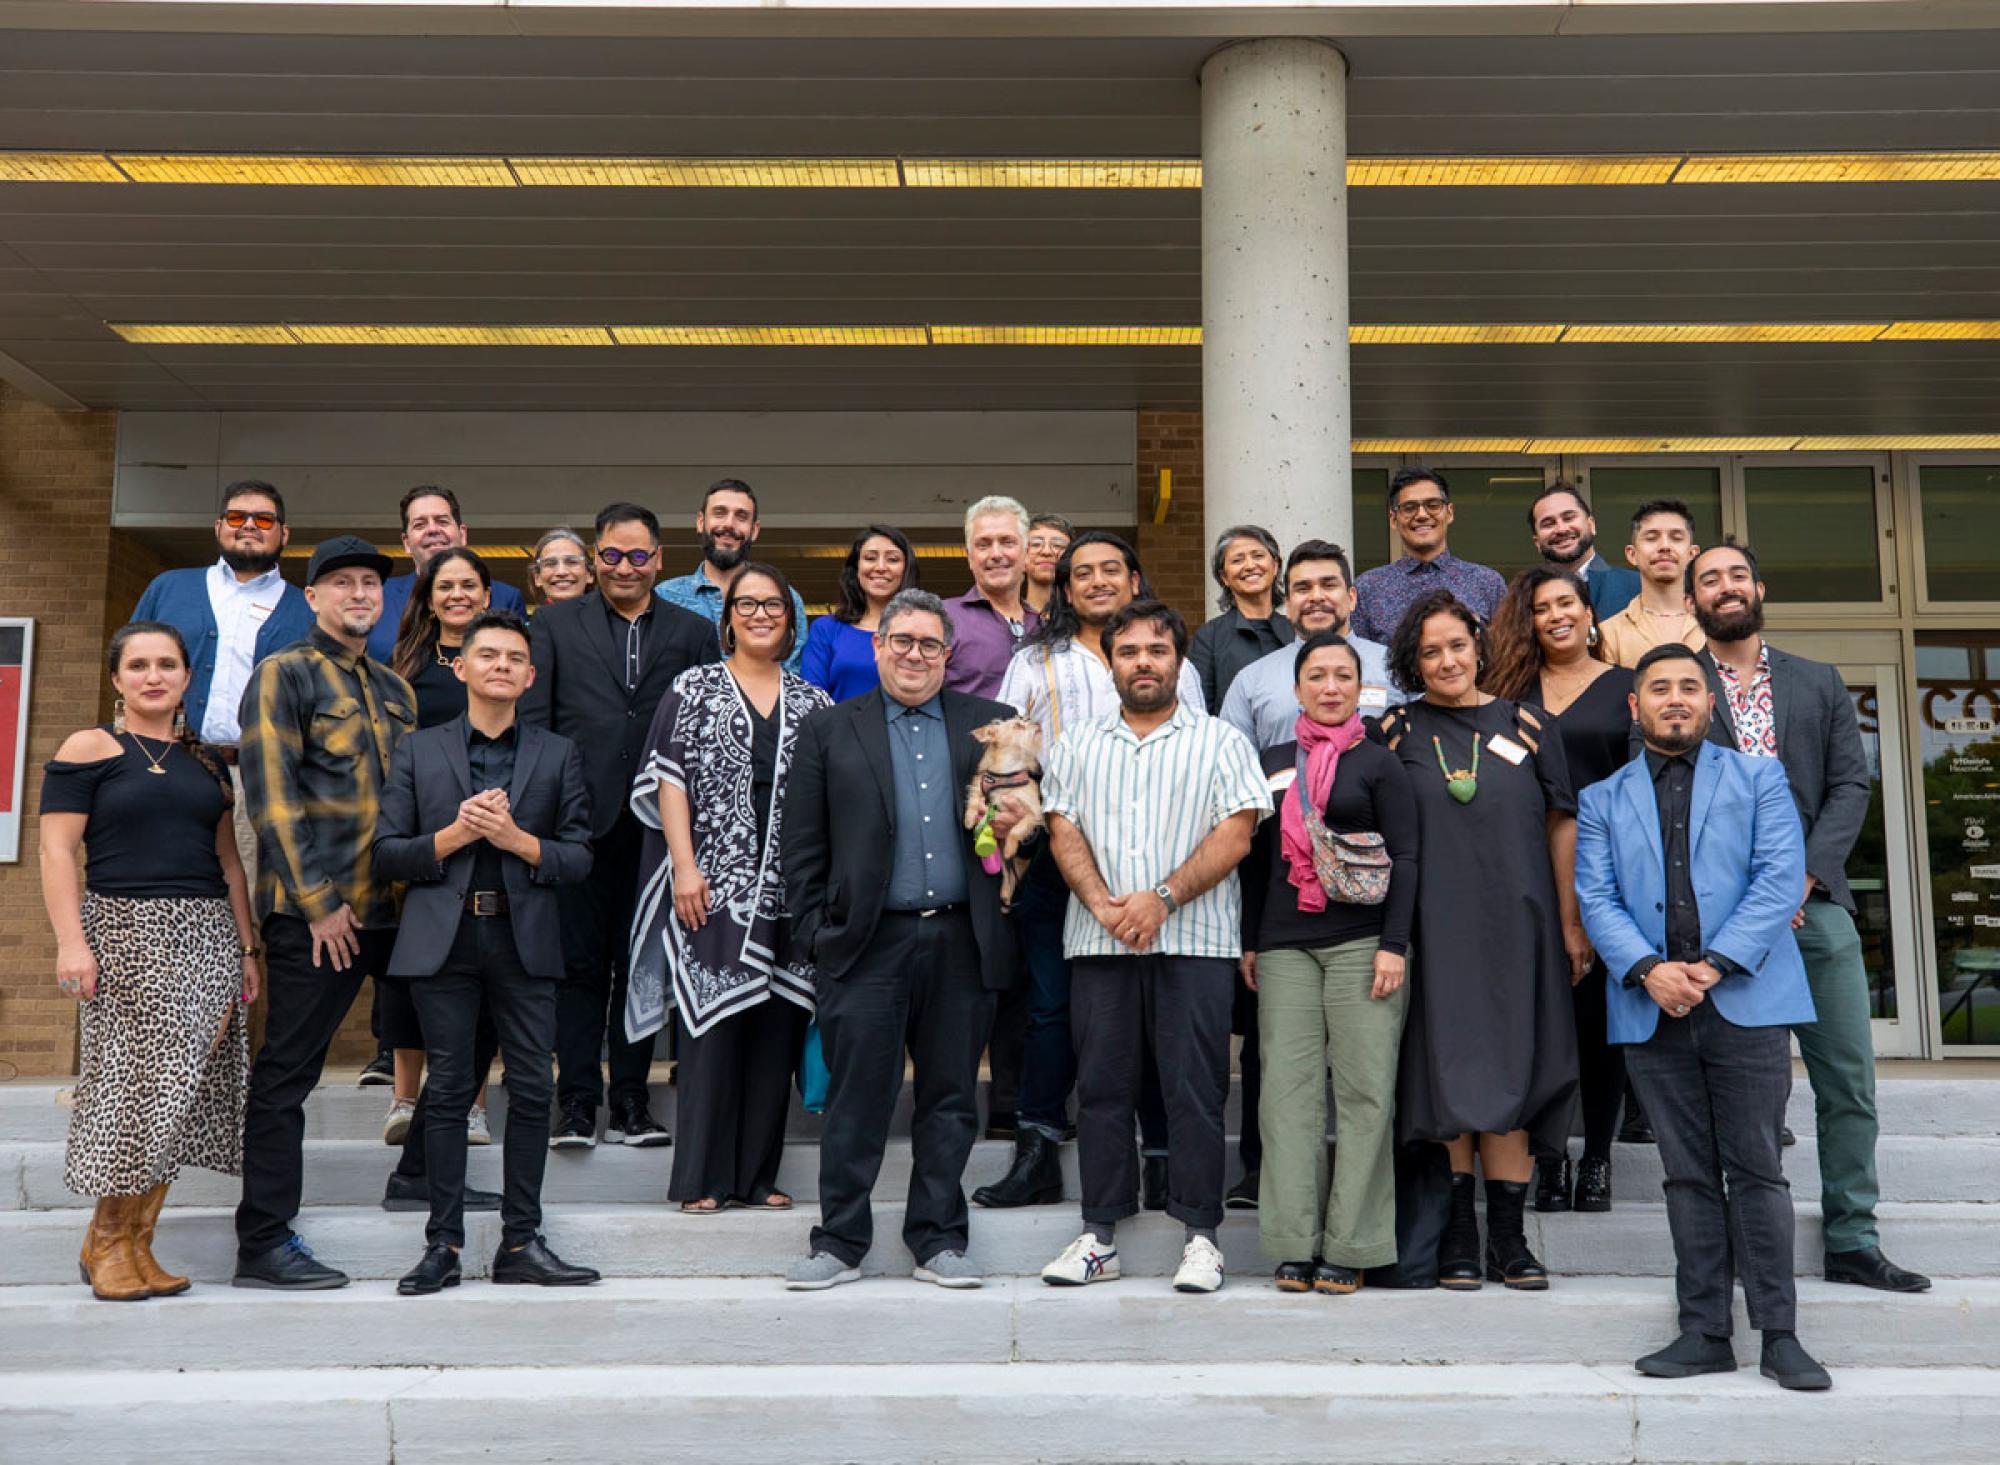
left=1282, top=710, right=1366, bottom=913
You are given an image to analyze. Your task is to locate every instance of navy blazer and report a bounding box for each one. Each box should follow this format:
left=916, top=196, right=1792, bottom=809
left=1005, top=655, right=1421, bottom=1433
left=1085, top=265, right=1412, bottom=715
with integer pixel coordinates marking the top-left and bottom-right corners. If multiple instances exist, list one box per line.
left=373, top=715, right=594, bottom=979
left=1578, top=556, right=1641, bottom=620
left=132, top=566, right=314, bottom=739
left=1576, top=741, right=1816, bottom=1045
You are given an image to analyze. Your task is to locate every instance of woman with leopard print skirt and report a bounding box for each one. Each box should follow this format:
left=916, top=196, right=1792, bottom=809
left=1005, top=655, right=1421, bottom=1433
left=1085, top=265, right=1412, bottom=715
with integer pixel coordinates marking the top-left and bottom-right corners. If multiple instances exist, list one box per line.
left=39, top=622, right=261, bottom=1300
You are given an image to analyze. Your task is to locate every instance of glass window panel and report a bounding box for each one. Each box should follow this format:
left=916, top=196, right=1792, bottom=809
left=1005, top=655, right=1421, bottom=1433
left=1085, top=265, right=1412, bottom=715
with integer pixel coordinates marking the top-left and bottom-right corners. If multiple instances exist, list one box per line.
left=1845, top=683, right=1898, bottom=1021
left=1915, top=630, right=2000, bottom=1045
left=1409, top=464, right=1547, bottom=580
left=1580, top=466, right=1724, bottom=571
left=1742, top=464, right=1883, bottom=603
left=1918, top=464, right=2000, bottom=603
left=1351, top=467, right=1391, bottom=574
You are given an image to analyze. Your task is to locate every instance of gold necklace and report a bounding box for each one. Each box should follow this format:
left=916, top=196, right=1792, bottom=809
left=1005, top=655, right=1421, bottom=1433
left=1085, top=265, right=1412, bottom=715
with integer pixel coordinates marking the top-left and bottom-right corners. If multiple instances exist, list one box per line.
left=435, top=639, right=462, bottom=667
left=124, top=730, right=171, bottom=775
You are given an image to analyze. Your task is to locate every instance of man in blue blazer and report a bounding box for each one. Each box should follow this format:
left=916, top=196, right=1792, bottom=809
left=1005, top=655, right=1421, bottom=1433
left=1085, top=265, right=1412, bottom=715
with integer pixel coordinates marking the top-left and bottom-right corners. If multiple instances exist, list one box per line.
left=1576, top=643, right=1829, bottom=1391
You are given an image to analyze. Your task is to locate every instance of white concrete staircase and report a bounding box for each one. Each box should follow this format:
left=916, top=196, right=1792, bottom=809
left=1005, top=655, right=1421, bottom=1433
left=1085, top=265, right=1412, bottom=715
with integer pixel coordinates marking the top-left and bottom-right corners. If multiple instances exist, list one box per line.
left=2, top=1070, right=1995, bottom=1463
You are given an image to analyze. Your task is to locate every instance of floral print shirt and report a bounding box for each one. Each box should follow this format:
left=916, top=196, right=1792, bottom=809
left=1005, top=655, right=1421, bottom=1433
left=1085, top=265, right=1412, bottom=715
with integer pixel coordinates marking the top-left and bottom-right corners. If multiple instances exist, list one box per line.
left=1714, top=641, right=1778, bottom=758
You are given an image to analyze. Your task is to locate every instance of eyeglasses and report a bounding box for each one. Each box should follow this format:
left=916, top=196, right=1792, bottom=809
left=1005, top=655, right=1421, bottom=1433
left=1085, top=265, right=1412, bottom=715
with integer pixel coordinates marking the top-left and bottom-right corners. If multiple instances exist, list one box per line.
left=221, top=509, right=280, bottom=530
left=536, top=553, right=586, bottom=572
left=597, top=546, right=656, bottom=568
left=882, top=632, right=948, bottom=661
left=1392, top=497, right=1450, bottom=520
left=1026, top=536, right=1069, bottom=553
left=729, top=595, right=788, bottom=620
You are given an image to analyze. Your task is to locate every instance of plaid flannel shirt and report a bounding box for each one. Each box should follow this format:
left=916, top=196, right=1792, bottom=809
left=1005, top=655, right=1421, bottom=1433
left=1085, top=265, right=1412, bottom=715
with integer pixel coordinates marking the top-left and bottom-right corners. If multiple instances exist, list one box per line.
left=238, top=625, right=417, bottom=927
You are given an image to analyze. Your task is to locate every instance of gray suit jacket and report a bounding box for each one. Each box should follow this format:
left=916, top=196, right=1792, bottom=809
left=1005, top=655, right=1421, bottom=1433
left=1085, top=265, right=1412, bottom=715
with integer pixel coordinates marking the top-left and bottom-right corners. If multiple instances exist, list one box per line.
left=1698, top=644, right=1869, bottom=914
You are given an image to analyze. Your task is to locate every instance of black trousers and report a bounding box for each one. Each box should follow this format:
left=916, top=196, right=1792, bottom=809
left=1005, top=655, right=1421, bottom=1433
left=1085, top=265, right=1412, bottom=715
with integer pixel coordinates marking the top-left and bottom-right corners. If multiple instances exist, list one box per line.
left=1570, top=958, right=1628, bottom=1162
left=407, top=917, right=558, bottom=1249
left=985, top=980, right=1026, bottom=1122
left=1072, top=954, right=1234, bottom=1231
left=390, top=1007, right=498, bottom=1183
left=1231, top=977, right=1263, bottom=1175
left=555, top=813, right=655, bottom=1111
left=812, top=909, right=995, bottom=1268
left=1624, top=1001, right=1797, bottom=1337
left=236, top=913, right=393, bottom=1257
left=672, top=996, right=808, bottom=1204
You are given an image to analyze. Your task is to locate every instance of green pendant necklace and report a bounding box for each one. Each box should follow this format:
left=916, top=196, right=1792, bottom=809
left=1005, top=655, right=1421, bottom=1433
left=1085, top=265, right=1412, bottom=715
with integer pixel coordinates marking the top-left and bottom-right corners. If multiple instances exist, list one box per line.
left=1432, top=733, right=1480, bottom=804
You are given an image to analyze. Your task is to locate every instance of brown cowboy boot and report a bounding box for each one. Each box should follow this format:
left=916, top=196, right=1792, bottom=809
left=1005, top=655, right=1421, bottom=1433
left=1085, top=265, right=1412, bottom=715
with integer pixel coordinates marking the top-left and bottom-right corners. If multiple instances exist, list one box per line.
left=78, top=1196, right=151, bottom=1301
left=130, top=1182, right=191, bottom=1296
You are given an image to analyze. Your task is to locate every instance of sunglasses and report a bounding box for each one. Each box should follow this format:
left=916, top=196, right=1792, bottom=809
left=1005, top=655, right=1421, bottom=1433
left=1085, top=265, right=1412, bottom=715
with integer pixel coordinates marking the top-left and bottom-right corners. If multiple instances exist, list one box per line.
left=221, top=509, right=280, bottom=531
left=597, top=546, right=657, bottom=568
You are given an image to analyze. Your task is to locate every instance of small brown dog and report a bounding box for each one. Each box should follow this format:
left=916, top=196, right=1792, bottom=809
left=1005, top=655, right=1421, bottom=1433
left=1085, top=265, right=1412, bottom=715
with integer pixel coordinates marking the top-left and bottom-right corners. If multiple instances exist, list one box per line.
left=964, top=717, right=1045, bottom=908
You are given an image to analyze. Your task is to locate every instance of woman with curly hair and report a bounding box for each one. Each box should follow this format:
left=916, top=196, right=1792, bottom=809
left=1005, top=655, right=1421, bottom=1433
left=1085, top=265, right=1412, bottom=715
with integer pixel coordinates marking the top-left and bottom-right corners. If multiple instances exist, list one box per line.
left=1372, top=588, right=1587, bottom=1292
left=1484, top=566, right=1636, bottom=1216
left=800, top=523, right=919, bottom=701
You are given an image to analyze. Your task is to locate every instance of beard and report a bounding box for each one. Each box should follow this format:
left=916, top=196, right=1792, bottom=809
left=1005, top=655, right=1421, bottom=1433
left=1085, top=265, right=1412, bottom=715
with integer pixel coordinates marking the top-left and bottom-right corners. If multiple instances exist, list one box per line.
left=1694, top=591, right=1765, bottom=642
left=337, top=613, right=377, bottom=640
left=1543, top=532, right=1594, bottom=567
left=1642, top=713, right=1708, bottom=753
left=1116, top=674, right=1176, bottom=714
left=222, top=546, right=281, bottom=575
left=702, top=532, right=748, bottom=572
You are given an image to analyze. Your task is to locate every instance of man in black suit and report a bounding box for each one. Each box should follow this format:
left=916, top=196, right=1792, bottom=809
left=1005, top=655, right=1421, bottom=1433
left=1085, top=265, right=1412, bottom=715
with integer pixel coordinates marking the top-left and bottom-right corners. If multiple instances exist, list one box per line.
left=519, top=502, right=720, bottom=1148
left=1689, top=542, right=1930, bottom=1296
left=374, top=612, right=600, bottom=1294
left=782, top=589, right=1025, bottom=1291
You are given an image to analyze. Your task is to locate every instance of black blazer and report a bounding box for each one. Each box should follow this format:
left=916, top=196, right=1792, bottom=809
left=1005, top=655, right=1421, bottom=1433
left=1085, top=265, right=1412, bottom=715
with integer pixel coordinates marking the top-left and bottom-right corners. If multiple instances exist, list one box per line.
left=783, top=686, right=1020, bottom=990
left=1699, top=644, right=1870, bottom=914
left=373, top=716, right=595, bottom=979
left=1190, top=606, right=1292, bottom=715
left=518, top=590, right=720, bottom=839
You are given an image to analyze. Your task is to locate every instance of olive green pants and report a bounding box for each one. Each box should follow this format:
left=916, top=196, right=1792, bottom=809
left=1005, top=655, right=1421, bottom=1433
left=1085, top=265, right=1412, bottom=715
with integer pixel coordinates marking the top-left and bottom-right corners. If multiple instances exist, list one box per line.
left=1255, top=940, right=1408, bottom=1268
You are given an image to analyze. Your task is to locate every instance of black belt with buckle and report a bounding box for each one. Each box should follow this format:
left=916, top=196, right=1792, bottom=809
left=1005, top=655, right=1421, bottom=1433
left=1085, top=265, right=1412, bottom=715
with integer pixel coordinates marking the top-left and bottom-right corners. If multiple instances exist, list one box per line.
left=465, top=891, right=510, bottom=917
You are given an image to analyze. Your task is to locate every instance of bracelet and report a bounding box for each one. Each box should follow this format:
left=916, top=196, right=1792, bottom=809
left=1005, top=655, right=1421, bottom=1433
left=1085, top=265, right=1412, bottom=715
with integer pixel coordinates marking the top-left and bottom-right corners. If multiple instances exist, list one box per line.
left=240, top=943, right=263, bottom=959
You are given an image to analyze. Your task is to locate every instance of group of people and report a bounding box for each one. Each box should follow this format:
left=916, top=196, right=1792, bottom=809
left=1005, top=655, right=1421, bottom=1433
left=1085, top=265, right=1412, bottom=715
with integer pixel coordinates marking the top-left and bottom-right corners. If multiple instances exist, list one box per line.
left=40, top=465, right=1928, bottom=1389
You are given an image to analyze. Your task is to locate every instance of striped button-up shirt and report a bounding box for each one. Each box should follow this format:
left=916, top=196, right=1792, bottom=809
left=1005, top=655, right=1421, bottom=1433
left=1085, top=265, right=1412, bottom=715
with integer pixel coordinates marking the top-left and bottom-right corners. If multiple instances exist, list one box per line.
left=1041, top=699, right=1270, bottom=960
left=996, top=635, right=1206, bottom=748
left=238, top=625, right=418, bottom=927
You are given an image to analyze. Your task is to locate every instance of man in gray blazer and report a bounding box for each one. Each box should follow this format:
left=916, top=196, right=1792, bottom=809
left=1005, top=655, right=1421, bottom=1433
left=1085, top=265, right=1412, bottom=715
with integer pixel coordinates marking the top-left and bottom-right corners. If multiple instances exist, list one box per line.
left=1689, top=544, right=1930, bottom=1294
left=374, top=611, right=600, bottom=1295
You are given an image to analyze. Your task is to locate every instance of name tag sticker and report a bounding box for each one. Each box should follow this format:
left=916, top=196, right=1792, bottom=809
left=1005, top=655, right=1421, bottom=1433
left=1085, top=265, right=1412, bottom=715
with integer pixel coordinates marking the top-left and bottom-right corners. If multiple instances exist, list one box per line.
left=1267, top=768, right=1298, bottom=793
left=1358, top=686, right=1389, bottom=710
left=1487, top=734, right=1529, bottom=766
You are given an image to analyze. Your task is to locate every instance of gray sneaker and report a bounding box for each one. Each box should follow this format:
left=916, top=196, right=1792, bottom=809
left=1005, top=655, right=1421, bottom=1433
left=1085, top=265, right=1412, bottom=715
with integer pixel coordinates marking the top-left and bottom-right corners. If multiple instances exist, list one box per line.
left=913, top=1250, right=984, bottom=1289
left=785, top=1251, right=861, bottom=1291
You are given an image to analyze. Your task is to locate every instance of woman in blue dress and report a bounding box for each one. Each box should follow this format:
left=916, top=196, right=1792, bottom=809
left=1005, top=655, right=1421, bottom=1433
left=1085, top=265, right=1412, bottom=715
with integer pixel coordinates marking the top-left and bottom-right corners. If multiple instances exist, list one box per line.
left=800, top=523, right=920, bottom=700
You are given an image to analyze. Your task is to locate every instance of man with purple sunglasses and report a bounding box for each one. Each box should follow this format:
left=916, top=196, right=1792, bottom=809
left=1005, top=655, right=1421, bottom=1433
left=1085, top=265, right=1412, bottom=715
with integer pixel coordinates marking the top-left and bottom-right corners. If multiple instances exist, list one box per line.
left=520, top=503, right=719, bottom=1148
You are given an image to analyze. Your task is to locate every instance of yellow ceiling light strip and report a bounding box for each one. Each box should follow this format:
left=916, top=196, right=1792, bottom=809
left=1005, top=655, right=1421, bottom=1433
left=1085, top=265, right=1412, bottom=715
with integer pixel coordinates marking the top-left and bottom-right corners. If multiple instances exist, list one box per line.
left=932, top=325, right=1203, bottom=347
left=112, top=154, right=516, bottom=187
left=110, top=323, right=300, bottom=345
left=1878, top=321, right=2000, bottom=341
left=612, top=325, right=927, bottom=346
left=1348, top=156, right=1681, bottom=188
left=1352, top=438, right=1533, bottom=454
left=903, top=159, right=1203, bottom=189
left=1352, top=324, right=1566, bottom=345
left=1527, top=436, right=1805, bottom=452
left=1561, top=322, right=1890, bottom=344
left=512, top=158, right=900, bottom=188
left=0, top=152, right=127, bottom=183
left=288, top=324, right=615, bottom=347
left=1794, top=435, right=2000, bottom=450
left=1675, top=152, right=2000, bottom=185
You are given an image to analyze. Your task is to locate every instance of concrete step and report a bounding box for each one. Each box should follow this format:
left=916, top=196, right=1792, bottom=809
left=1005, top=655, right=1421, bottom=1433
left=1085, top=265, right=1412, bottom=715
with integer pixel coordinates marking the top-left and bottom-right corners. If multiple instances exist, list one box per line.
left=9, top=1131, right=1997, bottom=1211
left=7, top=1360, right=1996, bottom=1464
left=0, top=1199, right=1990, bottom=1287
left=5, top=1276, right=1992, bottom=1374
left=4, top=1070, right=1994, bottom=1144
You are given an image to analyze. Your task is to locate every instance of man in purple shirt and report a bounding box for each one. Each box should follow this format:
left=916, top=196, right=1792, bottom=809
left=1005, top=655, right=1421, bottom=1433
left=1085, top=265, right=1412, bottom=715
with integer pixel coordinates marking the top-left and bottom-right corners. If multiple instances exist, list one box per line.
left=942, top=495, right=1040, bottom=700
left=1348, top=467, right=1508, bottom=644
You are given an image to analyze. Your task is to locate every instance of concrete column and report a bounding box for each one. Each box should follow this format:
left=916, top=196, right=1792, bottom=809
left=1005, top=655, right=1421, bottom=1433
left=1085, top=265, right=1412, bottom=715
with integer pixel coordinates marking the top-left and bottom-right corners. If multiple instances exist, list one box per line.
left=1200, top=38, right=1351, bottom=599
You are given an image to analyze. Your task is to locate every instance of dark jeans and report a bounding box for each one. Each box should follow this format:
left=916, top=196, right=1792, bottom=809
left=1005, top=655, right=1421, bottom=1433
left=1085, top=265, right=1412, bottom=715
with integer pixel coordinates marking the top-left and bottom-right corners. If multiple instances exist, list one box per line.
left=407, top=917, right=558, bottom=1249
left=1072, top=954, right=1235, bottom=1231
left=985, top=980, right=1027, bottom=1121
left=812, top=909, right=994, bottom=1268
left=1624, top=1001, right=1797, bottom=1337
left=1571, top=958, right=1628, bottom=1161
left=555, top=813, right=655, bottom=1111
left=236, top=913, right=392, bottom=1257
left=391, top=1006, right=498, bottom=1183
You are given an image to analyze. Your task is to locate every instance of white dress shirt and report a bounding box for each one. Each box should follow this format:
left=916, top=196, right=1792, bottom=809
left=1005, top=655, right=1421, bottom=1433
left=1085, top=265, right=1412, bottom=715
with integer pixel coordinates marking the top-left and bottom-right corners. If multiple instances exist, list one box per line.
left=997, top=635, right=1206, bottom=750
left=1218, top=632, right=1403, bottom=750
left=202, top=558, right=286, bottom=745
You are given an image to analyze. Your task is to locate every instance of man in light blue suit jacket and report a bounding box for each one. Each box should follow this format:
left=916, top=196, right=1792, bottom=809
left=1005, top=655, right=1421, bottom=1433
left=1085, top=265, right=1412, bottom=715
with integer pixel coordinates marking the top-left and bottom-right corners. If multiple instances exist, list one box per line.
left=1575, top=643, right=1829, bottom=1391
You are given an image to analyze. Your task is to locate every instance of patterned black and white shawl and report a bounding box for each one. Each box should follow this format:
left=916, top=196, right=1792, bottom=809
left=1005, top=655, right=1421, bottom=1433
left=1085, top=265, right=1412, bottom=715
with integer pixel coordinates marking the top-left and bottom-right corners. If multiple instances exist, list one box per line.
left=624, top=662, right=830, bottom=1040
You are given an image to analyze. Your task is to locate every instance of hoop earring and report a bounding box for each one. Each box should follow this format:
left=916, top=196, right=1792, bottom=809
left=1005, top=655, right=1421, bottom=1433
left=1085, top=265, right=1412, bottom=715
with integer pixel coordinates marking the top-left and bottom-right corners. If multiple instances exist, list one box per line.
left=1587, top=623, right=1600, bottom=648
left=112, top=697, right=127, bottom=735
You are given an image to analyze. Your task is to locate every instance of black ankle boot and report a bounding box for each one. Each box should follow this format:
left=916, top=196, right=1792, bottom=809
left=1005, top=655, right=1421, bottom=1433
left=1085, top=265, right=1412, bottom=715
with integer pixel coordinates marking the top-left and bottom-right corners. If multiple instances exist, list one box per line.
left=1484, top=1178, right=1550, bottom=1290
left=971, top=1128, right=1063, bottom=1208
left=1533, top=1153, right=1572, bottom=1213
left=1438, top=1173, right=1483, bottom=1290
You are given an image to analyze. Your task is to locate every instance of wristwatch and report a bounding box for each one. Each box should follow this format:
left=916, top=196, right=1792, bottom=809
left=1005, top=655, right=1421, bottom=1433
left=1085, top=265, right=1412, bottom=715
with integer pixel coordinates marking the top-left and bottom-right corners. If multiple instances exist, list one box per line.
left=1153, top=882, right=1180, bottom=915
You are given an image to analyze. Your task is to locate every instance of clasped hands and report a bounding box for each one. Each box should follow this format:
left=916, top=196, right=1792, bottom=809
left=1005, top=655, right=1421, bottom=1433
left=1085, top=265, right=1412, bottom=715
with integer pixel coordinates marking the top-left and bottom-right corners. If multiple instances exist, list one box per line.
left=1090, top=888, right=1168, bottom=954
left=1646, top=958, right=1723, bottom=1018
left=450, top=787, right=530, bottom=856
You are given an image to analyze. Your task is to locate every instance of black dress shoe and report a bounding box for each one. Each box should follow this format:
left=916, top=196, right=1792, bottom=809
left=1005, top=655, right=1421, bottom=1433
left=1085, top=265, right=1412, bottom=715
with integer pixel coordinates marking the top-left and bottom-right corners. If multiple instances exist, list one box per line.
left=381, top=1171, right=503, bottom=1213
left=984, top=1110, right=1018, bottom=1141
left=1142, top=1154, right=1169, bottom=1212
left=397, top=1242, right=462, bottom=1296
left=1635, top=1332, right=1737, bottom=1379
left=549, top=1099, right=597, bottom=1150
left=1272, top=1260, right=1313, bottom=1293
left=1312, top=1262, right=1361, bottom=1295
left=1760, top=1332, right=1831, bottom=1391
left=1825, top=1245, right=1932, bottom=1293
left=233, top=1235, right=350, bottom=1291
left=1573, top=1154, right=1613, bottom=1213
left=603, top=1097, right=670, bottom=1148
left=972, top=1128, right=1063, bottom=1208
left=492, top=1235, right=600, bottom=1287
left=1533, top=1153, right=1572, bottom=1213
left=1225, top=1172, right=1259, bottom=1210
left=1780, top=1125, right=1797, bottom=1148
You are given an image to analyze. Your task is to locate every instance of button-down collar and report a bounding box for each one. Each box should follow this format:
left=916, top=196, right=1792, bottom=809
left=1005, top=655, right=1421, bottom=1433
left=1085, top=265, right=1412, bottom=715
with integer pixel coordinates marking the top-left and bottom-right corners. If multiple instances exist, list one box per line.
left=308, top=623, right=367, bottom=670
left=885, top=692, right=945, bottom=725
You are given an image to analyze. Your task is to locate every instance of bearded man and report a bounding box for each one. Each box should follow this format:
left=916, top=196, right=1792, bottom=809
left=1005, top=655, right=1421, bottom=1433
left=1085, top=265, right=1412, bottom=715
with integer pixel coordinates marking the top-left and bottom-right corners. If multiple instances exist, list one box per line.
left=657, top=477, right=808, bottom=673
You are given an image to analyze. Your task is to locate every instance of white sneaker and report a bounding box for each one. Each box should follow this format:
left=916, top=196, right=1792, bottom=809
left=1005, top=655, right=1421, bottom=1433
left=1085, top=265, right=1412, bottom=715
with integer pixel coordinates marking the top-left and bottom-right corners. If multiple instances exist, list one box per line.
left=1041, top=1233, right=1120, bottom=1287
left=466, top=1104, right=491, bottom=1146
left=1173, top=1236, right=1226, bottom=1294
left=382, top=1099, right=415, bottom=1146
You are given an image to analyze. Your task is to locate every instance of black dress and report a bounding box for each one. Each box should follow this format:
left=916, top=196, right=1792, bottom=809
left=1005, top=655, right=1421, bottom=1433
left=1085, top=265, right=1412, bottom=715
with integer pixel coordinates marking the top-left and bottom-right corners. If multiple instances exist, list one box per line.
left=1377, top=698, right=1579, bottom=1157
left=1529, top=665, right=1634, bottom=798
left=406, top=640, right=470, bottom=728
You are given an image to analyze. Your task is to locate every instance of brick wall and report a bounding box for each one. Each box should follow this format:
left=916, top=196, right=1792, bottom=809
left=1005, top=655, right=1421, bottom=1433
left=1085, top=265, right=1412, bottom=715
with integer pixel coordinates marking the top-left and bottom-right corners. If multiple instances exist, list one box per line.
left=0, top=384, right=119, bottom=1077
left=1134, top=408, right=1210, bottom=629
